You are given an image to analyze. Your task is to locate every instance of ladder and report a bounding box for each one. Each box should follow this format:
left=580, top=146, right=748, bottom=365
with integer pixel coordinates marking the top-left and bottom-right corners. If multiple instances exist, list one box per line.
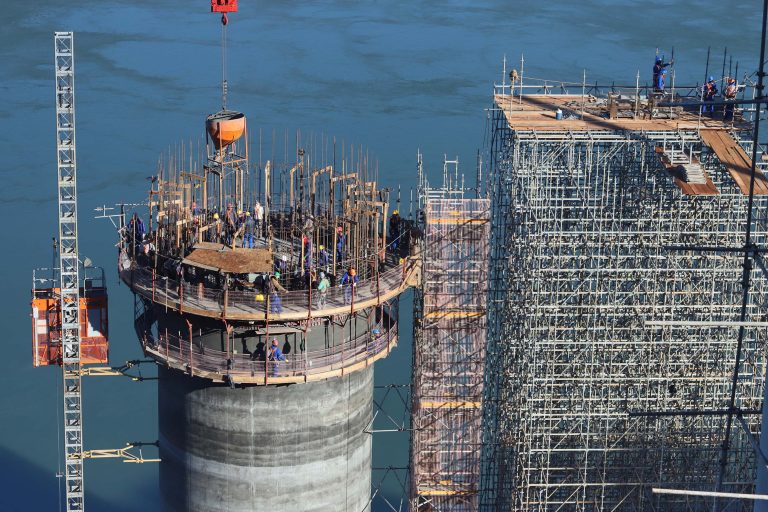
left=54, top=32, right=85, bottom=512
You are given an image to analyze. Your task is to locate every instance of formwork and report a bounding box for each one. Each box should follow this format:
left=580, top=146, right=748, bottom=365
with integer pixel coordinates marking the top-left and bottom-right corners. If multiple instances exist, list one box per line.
left=411, top=156, right=490, bottom=510
left=481, top=79, right=768, bottom=511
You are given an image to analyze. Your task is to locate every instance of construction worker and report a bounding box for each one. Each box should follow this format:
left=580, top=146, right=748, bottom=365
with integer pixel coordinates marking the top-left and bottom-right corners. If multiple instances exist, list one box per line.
left=702, top=76, right=718, bottom=116
left=389, top=210, right=401, bottom=250
left=224, top=203, right=237, bottom=244
left=316, top=271, right=330, bottom=309
left=267, top=271, right=286, bottom=313
left=267, top=338, right=286, bottom=376
left=724, top=77, right=738, bottom=121
left=318, top=244, right=330, bottom=270
left=127, top=213, right=145, bottom=254
left=653, top=54, right=673, bottom=92
left=253, top=201, right=264, bottom=238
left=340, top=267, right=358, bottom=304
left=210, top=212, right=222, bottom=243
left=242, top=211, right=255, bottom=248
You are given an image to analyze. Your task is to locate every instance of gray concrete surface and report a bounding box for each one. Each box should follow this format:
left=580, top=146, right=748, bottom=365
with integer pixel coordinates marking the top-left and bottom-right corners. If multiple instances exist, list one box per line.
left=158, top=365, right=373, bottom=512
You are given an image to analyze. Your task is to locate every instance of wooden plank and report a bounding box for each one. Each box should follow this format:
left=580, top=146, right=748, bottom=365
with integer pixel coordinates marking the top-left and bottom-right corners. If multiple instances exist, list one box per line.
left=701, top=129, right=768, bottom=195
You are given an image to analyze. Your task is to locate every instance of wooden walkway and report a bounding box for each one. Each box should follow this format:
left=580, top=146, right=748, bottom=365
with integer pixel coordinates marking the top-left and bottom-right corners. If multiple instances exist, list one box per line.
left=700, top=129, right=768, bottom=195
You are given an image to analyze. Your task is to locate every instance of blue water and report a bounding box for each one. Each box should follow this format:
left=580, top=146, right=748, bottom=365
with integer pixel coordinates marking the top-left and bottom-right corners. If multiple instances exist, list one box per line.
left=1, top=1, right=763, bottom=510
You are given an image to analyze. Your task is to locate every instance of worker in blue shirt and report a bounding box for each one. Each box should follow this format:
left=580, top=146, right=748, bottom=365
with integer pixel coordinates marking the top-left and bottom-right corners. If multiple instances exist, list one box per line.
left=653, top=55, right=673, bottom=91
left=318, top=244, right=330, bottom=271
left=702, top=76, right=718, bottom=116
left=267, top=338, right=286, bottom=376
left=336, top=226, right=346, bottom=265
left=242, top=212, right=255, bottom=248
left=340, top=267, right=358, bottom=304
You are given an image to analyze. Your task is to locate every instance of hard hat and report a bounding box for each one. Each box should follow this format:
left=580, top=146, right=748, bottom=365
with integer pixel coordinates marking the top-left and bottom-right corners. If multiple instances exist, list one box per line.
left=274, top=271, right=281, bottom=279
left=246, top=211, right=251, bottom=216
left=281, top=254, right=287, bottom=261
left=661, top=68, right=667, bottom=75
left=655, top=55, right=662, bottom=63
left=319, top=245, right=324, bottom=250
left=237, top=210, right=243, bottom=215
left=393, top=210, right=399, bottom=215
left=213, top=213, right=219, bottom=219
left=709, top=75, right=715, bottom=82
left=349, top=268, right=356, bottom=276
left=272, top=339, right=278, bottom=346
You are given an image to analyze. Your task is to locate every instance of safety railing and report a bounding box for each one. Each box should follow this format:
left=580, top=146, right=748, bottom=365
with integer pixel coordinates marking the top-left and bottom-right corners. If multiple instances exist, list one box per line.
left=141, top=317, right=398, bottom=383
left=121, top=256, right=415, bottom=321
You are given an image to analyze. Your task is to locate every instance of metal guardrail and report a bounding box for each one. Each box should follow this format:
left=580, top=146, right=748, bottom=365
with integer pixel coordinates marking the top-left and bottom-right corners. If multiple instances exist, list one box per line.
left=141, top=315, right=398, bottom=384
left=122, top=257, right=415, bottom=321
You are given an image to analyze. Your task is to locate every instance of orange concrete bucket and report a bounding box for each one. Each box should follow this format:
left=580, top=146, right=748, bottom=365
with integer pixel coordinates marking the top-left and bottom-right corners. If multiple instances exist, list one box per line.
left=206, top=110, right=246, bottom=149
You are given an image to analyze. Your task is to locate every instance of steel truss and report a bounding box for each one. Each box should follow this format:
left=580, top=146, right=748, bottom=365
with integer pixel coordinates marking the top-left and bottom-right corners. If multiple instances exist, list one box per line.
left=481, top=107, right=768, bottom=511
left=54, top=32, right=85, bottom=512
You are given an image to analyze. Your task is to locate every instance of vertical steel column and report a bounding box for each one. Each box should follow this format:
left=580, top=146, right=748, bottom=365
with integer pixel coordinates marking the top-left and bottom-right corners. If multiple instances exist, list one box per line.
left=54, top=32, right=84, bottom=512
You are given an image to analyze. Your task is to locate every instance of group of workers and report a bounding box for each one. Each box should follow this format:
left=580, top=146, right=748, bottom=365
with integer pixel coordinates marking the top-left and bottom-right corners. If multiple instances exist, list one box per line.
left=652, top=53, right=740, bottom=120
left=205, top=201, right=265, bottom=247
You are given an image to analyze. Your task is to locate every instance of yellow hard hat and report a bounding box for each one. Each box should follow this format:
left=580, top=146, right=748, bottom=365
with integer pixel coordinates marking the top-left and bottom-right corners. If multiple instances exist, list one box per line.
left=213, top=213, right=219, bottom=219
left=393, top=210, right=399, bottom=215
left=246, top=211, right=251, bottom=216
left=319, top=245, right=324, bottom=250
left=237, top=210, right=243, bottom=215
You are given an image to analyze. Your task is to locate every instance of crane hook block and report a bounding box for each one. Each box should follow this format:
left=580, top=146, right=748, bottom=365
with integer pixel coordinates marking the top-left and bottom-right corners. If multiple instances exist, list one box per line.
left=211, top=0, right=237, bottom=13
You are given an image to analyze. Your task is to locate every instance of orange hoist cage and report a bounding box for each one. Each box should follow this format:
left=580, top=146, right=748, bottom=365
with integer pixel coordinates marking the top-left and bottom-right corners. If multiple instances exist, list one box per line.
left=211, top=0, right=237, bottom=13
left=31, top=287, right=109, bottom=367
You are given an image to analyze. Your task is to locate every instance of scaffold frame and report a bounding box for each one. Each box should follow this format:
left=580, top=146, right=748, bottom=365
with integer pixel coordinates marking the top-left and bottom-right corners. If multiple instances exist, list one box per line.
left=481, top=86, right=768, bottom=511
left=411, top=154, right=490, bottom=511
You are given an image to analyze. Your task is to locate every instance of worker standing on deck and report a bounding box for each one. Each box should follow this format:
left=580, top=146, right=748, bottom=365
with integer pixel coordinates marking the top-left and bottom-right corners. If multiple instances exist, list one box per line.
left=225, top=204, right=237, bottom=244
left=210, top=212, right=222, bottom=243
left=341, top=267, right=358, bottom=304
left=316, top=271, right=330, bottom=309
left=724, top=77, right=738, bottom=121
left=653, top=55, right=673, bottom=92
left=242, top=211, right=255, bottom=248
left=702, top=76, right=718, bottom=116
left=253, top=201, right=263, bottom=238
left=267, top=271, right=286, bottom=313
left=389, top=210, right=401, bottom=251
left=127, top=213, right=145, bottom=254
left=267, top=338, right=286, bottom=376
left=318, top=245, right=330, bottom=272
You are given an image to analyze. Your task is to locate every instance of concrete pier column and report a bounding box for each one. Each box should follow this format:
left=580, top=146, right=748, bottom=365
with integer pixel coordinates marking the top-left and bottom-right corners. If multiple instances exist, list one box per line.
left=158, top=365, right=373, bottom=512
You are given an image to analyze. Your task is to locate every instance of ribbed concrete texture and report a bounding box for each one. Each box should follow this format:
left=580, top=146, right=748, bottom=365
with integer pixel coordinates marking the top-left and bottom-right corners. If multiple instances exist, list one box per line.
left=158, top=365, right=373, bottom=512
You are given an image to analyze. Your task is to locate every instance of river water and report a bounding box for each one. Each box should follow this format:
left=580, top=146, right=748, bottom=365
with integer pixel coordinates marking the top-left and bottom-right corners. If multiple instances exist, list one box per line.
left=0, top=1, right=763, bottom=510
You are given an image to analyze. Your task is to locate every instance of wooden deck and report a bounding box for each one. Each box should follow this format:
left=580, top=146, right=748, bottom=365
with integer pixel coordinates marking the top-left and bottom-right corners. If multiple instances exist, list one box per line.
left=495, top=94, right=751, bottom=132
left=700, top=129, right=768, bottom=195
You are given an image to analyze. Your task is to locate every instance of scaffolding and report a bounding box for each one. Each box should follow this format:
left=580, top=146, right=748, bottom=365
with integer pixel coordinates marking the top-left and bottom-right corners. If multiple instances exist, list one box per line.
left=411, top=154, right=490, bottom=510
left=481, top=80, right=768, bottom=511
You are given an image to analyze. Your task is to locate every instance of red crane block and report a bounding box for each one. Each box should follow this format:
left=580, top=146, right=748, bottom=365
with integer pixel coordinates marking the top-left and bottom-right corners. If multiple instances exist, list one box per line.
left=211, top=0, right=237, bottom=13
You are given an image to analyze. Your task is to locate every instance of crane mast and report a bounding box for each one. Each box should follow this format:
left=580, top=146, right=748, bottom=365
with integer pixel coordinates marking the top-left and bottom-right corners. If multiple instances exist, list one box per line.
left=54, top=31, right=85, bottom=512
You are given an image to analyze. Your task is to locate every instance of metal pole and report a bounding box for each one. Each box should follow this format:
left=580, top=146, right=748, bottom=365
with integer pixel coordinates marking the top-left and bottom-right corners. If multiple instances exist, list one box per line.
left=715, top=2, right=768, bottom=510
